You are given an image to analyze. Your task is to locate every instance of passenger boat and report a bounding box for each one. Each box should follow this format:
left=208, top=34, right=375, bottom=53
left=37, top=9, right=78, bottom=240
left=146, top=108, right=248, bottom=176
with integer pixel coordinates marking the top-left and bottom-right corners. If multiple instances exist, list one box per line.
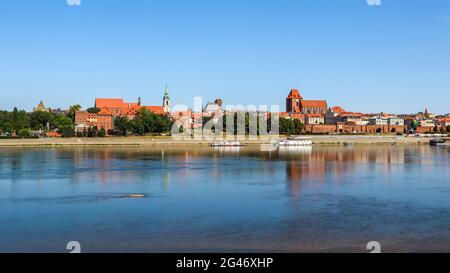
left=278, top=137, right=313, bottom=146
left=211, top=141, right=244, bottom=147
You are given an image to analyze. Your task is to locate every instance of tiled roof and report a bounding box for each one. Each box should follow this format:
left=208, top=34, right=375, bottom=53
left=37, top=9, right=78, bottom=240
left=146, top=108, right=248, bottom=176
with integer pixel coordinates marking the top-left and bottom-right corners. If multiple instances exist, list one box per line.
left=98, top=107, right=112, bottom=115
left=332, top=106, right=346, bottom=113
left=287, top=89, right=303, bottom=99
left=306, top=114, right=324, bottom=118
left=301, top=100, right=327, bottom=108
left=95, top=98, right=125, bottom=108
left=290, top=113, right=305, bottom=119
left=144, top=106, right=165, bottom=115
left=339, top=112, right=363, bottom=117
left=95, top=98, right=167, bottom=116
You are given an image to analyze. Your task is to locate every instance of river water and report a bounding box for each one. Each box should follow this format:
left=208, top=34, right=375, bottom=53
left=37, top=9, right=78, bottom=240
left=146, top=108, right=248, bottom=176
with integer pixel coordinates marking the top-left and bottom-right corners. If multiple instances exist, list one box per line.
left=0, top=145, right=449, bottom=253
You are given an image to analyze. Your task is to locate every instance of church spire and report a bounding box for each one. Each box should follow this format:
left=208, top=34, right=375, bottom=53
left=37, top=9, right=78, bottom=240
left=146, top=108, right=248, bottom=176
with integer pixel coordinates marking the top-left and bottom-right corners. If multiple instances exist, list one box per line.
left=163, top=85, right=171, bottom=113
left=164, top=84, right=169, bottom=97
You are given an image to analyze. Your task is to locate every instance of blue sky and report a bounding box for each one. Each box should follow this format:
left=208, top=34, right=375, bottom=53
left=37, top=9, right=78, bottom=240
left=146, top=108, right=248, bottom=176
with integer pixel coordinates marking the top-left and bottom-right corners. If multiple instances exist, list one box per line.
left=0, top=0, right=449, bottom=114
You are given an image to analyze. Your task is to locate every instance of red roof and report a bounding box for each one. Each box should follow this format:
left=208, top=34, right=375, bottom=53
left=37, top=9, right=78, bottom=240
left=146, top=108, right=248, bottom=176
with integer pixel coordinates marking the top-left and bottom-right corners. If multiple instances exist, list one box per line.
left=287, top=89, right=303, bottom=99
left=306, top=114, right=324, bottom=118
left=339, top=112, right=363, bottom=117
left=290, top=113, right=305, bottom=119
left=279, top=112, right=290, bottom=118
left=332, top=106, right=346, bottom=113
left=95, top=98, right=125, bottom=109
left=301, top=100, right=327, bottom=108
left=144, top=106, right=165, bottom=115
left=98, top=107, right=112, bottom=115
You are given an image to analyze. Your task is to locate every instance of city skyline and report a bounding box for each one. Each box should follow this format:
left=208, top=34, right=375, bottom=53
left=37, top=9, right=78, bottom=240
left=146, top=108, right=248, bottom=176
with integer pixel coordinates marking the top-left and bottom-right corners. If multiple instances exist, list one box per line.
left=1, top=1, right=449, bottom=113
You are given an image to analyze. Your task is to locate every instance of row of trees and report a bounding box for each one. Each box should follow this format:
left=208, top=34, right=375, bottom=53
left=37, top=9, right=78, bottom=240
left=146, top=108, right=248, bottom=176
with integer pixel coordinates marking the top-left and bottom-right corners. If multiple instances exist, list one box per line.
left=114, top=108, right=173, bottom=136
left=0, top=105, right=81, bottom=138
left=181, top=114, right=305, bottom=135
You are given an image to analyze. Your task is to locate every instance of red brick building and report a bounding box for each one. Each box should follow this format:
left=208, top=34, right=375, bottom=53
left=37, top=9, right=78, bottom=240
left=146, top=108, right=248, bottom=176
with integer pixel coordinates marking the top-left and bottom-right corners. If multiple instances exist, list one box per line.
left=286, top=89, right=328, bottom=114
left=75, top=91, right=170, bottom=133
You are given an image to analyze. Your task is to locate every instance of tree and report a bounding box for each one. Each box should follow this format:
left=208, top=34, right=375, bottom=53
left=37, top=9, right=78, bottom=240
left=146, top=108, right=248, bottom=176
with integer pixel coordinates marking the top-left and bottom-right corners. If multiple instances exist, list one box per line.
left=53, top=115, right=74, bottom=137
left=114, top=116, right=131, bottom=136
left=293, top=119, right=304, bottom=135
left=18, top=128, right=31, bottom=138
left=60, top=127, right=75, bottom=138
left=66, top=104, right=81, bottom=122
left=29, top=111, right=56, bottom=131
left=98, top=128, right=107, bottom=138
left=12, top=107, right=29, bottom=132
left=87, top=127, right=98, bottom=137
left=279, top=118, right=294, bottom=134
left=132, top=108, right=173, bottom=135
left=447, top=125, right=450, bottom=133
left=87, top=107, right=100, bottom=114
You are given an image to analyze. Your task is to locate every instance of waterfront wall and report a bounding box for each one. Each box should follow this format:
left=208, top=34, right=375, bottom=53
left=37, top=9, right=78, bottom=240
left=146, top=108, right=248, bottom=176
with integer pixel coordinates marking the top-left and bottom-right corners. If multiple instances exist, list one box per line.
left=304, top=124, right=407, bottom=134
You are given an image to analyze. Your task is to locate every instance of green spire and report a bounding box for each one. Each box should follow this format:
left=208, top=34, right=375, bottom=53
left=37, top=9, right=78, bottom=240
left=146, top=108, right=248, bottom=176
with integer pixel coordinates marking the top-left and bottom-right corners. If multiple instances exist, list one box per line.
left=164, top=85, right=169, bottom=98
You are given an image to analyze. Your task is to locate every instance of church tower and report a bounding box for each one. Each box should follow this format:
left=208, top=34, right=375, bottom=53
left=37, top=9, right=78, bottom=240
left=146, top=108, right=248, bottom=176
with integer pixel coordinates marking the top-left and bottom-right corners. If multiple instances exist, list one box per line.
left=163, top=85, right=171, bottom=113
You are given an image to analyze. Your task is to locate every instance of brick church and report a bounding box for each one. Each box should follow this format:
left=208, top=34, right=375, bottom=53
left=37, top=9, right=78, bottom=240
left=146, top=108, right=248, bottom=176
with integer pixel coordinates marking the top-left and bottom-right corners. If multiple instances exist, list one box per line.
left=286, top=89, right=327, bottom=114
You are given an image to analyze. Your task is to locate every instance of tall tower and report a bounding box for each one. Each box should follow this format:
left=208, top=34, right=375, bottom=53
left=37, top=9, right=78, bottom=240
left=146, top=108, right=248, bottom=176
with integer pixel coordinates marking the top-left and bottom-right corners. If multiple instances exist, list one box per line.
left=163, top=85, right=171, bottom=113
left=286, top=89, right=303, bottom=113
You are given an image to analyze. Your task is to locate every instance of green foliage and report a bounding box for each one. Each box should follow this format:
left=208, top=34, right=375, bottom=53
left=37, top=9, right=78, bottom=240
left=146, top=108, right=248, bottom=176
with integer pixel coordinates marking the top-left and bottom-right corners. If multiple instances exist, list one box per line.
left=87, top=127, right=98, bottom=138
left=0, top=108, right=75, bottom=137
left=113, top=109, right=172, bottom=136
left=17, top=128, right=32, bottom=138
left=98, top=128, right=107, bottom=138
left=12, top=107, right=29, bottom=132
left=278, top=118, right=305, bottom=135
left=29, top=111, right=55, bottom=131
left=447, top=125, right=450, bottom=133
left=66, top=104, right=81, bottom=121
left=60, top=127, right=75, bottom=138
left=293, top=119, right=304, bottom=134
left=114, top=116, right=131, bottom=136
left=87, top=107, right=100, bottom=114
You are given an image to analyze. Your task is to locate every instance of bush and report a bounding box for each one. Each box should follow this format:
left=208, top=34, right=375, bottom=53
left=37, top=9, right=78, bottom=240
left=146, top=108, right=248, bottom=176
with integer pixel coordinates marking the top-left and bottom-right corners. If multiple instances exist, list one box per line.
left=60, top=126, right=75, bottom=138
left=17, top=128, right=32, bottom=138
left=98, top=128, right=106, bottom=138
left=87, top=127, right=98, bottom=138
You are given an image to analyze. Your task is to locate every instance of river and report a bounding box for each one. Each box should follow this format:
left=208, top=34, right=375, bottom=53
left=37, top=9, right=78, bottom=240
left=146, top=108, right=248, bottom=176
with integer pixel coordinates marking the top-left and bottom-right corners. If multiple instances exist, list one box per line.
left=0, top=145, right=449, bottom=252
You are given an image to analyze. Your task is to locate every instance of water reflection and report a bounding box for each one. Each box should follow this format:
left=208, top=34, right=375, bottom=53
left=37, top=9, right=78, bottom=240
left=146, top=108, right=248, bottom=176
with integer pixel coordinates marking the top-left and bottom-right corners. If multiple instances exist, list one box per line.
left=0, top=145, right=449, bottom=252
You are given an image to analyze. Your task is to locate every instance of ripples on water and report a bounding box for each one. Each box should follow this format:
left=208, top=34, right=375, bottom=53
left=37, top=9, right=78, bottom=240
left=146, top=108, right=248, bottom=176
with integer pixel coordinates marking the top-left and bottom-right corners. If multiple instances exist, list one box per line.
left=0, top=145, right=449, bottom=253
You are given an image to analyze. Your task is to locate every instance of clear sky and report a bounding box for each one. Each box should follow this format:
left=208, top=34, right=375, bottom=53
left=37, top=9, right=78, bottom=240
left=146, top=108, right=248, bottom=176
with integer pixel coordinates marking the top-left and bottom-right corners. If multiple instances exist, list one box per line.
left=0, top=0, right=449, bottom=114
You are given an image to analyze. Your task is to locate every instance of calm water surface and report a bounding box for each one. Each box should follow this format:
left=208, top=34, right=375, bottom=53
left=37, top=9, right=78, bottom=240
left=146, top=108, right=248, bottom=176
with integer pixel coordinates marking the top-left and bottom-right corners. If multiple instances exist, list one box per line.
left=0, top=145, right=449, bottom=253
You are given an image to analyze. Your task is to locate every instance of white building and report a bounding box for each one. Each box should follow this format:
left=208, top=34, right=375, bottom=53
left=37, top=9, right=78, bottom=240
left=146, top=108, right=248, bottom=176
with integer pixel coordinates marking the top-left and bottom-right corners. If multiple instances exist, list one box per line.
left=388, top=117, right=405, bottom=126
left=305, top=114, right=324, bottom=125
left=369, top=118, right=388, bottom=126
left=420, top=119, right=436, bottom=127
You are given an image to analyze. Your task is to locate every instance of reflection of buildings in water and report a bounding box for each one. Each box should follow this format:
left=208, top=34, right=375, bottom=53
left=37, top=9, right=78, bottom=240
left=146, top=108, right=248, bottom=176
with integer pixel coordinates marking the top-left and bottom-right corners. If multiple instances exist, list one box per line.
left=278, top=146, right=313, bottom=156
left=285, top=147, right=411, bottom=197
left=212, top=147, right=242, bottom=154
left=161, top=150, right=169, bottom=191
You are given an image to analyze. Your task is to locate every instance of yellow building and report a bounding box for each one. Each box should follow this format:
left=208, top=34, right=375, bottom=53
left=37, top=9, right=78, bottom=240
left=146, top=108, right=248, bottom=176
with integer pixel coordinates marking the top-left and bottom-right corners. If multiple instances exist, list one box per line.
left=33, top=100, right=48, bottom=112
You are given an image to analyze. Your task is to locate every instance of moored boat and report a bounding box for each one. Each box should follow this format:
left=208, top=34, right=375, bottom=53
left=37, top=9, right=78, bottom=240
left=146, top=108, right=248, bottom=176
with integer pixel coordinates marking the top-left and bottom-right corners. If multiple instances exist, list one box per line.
left=211, top=140, right=244, bottom=147
left=278, top=137, right=313, bottom=146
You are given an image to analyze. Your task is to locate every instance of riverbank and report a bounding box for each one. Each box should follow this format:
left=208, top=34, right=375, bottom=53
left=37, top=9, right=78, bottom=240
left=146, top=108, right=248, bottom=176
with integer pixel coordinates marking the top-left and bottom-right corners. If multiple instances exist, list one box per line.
left=0, top=135, right=431, bottom=147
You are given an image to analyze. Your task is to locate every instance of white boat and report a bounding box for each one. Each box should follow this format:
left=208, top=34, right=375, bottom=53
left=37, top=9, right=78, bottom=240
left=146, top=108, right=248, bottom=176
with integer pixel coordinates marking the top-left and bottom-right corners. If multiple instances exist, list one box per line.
left=278, top=137, right=313, bottom=146
left=211, top=140, right=244, bottom=147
